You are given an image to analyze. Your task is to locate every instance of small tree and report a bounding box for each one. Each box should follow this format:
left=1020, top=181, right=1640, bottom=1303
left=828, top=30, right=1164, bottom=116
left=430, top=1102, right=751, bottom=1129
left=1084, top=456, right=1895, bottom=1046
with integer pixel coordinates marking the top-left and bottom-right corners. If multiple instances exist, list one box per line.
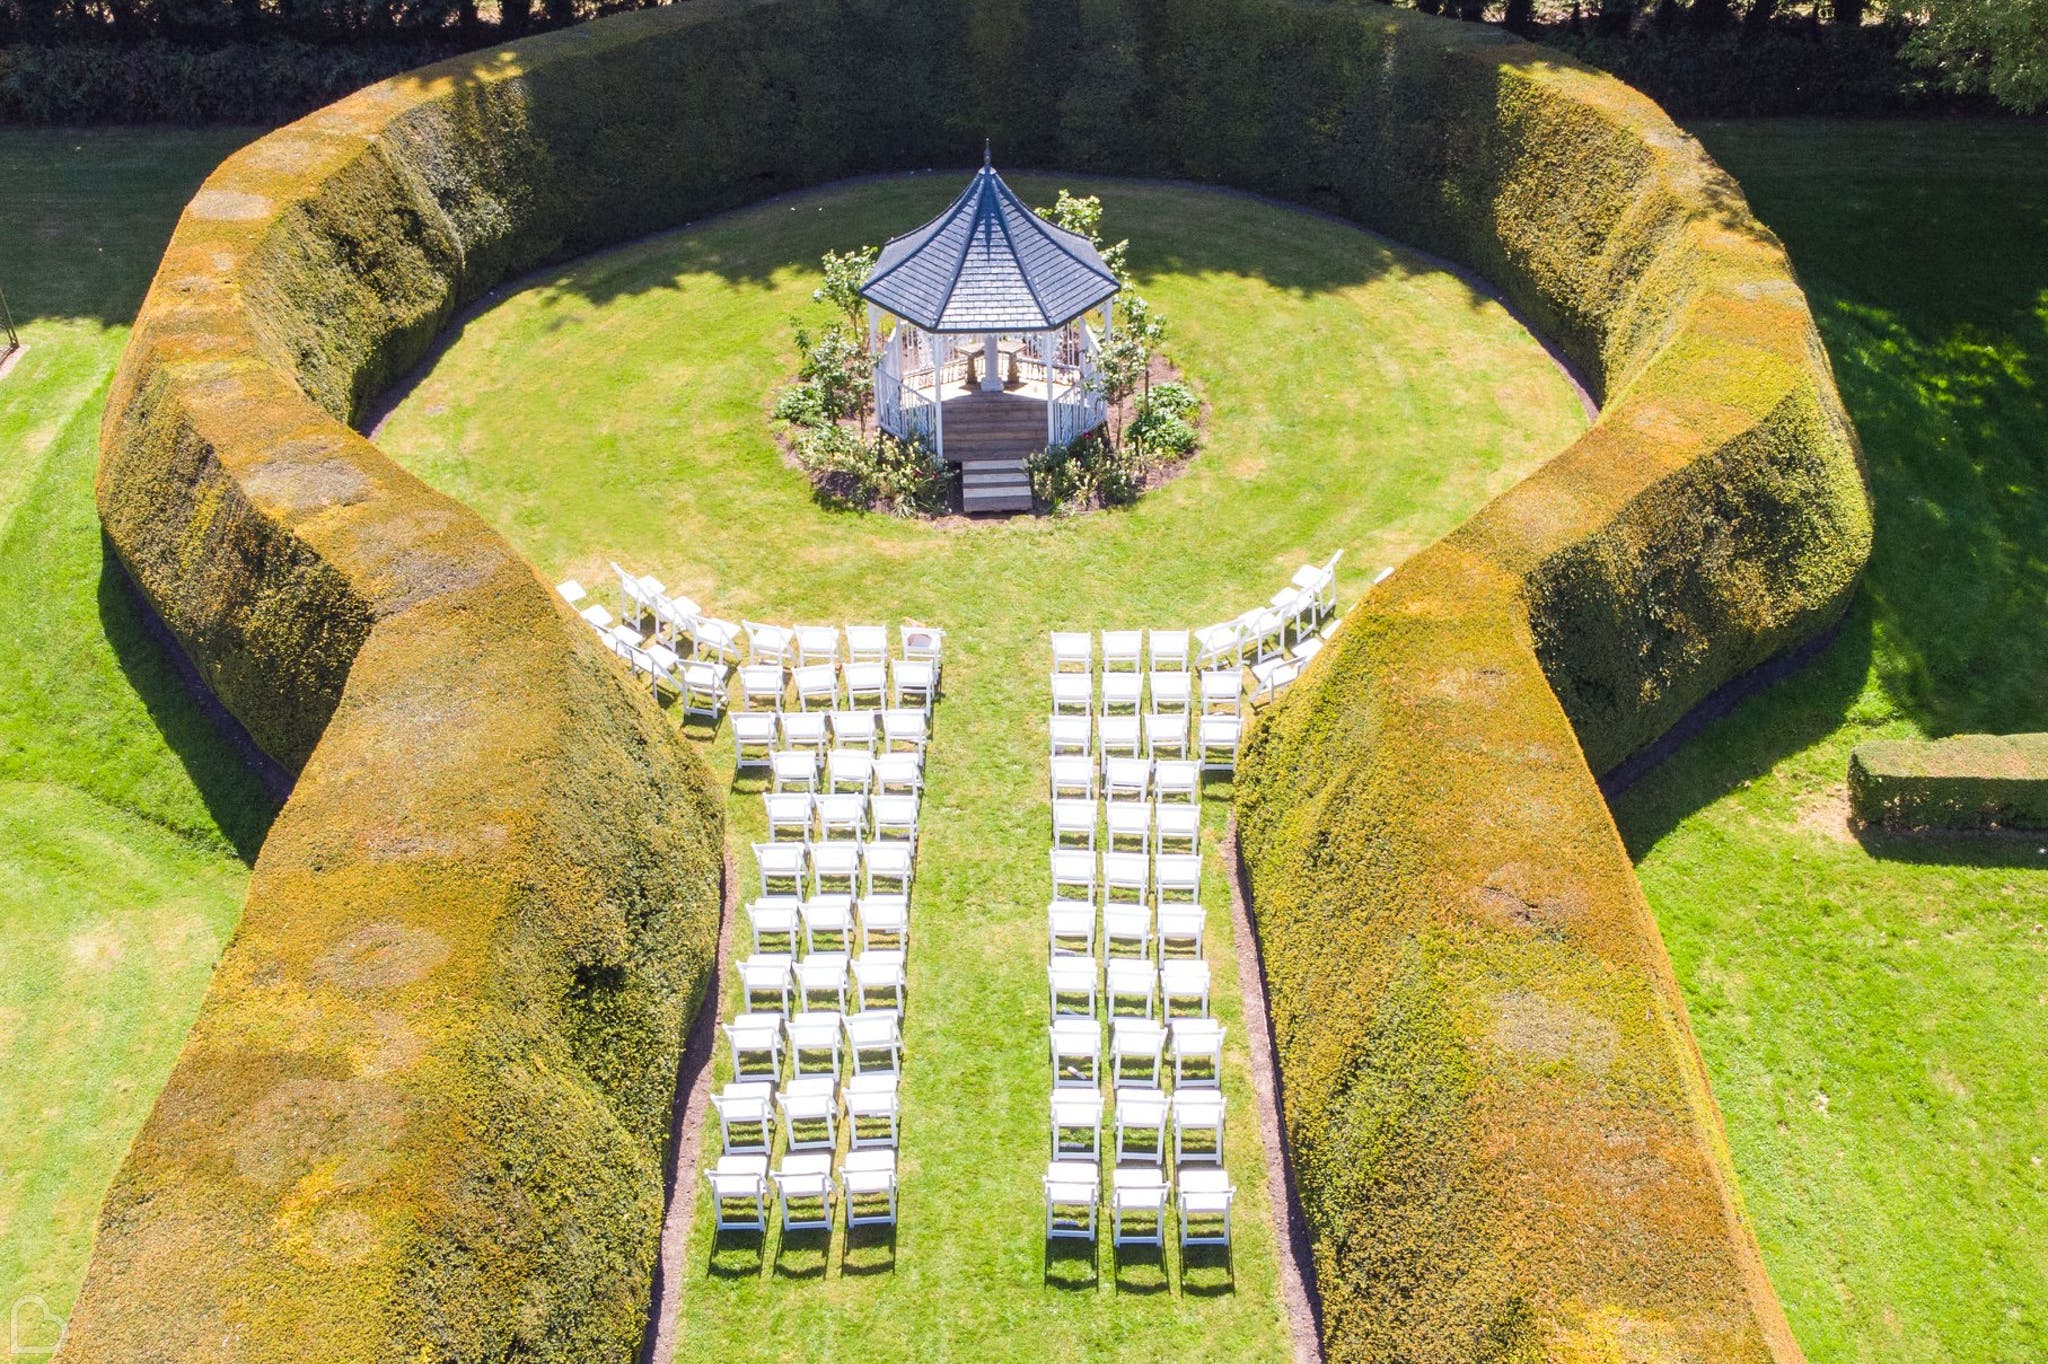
left=791, top=323, right=873, bottom=430
left=1907, top=0, right=2048, bottom=112
left=815, top=246, right=878, bottom=335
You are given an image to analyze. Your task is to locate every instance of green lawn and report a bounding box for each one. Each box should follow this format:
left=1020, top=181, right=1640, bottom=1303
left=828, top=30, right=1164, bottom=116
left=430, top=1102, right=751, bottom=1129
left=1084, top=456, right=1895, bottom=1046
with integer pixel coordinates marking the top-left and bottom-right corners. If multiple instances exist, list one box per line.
left=374, top=174, right=1590, bottom=1361
left=0, top=129, right=275, bottom=1335
left=1614, top=120, right=2048, bottom=1363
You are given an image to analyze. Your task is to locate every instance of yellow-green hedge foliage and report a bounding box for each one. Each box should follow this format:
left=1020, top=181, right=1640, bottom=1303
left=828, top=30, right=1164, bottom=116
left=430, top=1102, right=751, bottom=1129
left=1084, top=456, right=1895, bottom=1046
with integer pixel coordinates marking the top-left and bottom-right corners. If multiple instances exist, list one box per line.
left=71, top=0, right=1866, bottom=1359
left=1849, top=733, right=2048, bottom=830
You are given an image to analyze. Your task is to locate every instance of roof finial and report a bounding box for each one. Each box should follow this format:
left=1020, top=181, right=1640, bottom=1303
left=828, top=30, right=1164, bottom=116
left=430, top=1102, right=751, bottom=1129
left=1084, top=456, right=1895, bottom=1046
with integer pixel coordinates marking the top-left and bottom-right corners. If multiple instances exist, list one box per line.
left=983, top=139, right=992, bottom=170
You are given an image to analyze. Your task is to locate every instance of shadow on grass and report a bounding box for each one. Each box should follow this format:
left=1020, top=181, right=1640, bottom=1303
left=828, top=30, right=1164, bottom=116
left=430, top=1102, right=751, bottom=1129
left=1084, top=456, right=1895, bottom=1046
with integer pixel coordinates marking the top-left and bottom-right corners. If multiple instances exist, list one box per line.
left=704, top=1229, right=765, bottom=1280
left=1111, top=1240, right=1170, bottom=1296
left=772, top=1227, right=831, bottom=1281
left=1180, top=1243, right=1236, bottom=1297
left=1854, top=825, right=2048, bottom=871
left=1042, top=1236, right=1098, bottom=1292
left=96, top=541, right=282, bottom=863
left=841, top=1223, right=897, bottom=1276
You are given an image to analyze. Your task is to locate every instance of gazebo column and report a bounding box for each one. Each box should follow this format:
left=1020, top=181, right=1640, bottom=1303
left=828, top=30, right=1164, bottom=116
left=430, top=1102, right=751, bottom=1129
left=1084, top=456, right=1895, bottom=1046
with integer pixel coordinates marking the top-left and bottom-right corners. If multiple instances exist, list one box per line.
left=981, top=334, right=1003, bottom=393
left=1039, top=331, right=1057, bottom=447
left=931, top=331, right=946, bottom=457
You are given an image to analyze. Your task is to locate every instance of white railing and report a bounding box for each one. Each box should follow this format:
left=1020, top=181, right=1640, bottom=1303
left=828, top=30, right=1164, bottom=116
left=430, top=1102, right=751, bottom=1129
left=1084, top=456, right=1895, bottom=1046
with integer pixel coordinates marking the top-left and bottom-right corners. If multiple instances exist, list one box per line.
left=875, top=364, right=936, bottom=443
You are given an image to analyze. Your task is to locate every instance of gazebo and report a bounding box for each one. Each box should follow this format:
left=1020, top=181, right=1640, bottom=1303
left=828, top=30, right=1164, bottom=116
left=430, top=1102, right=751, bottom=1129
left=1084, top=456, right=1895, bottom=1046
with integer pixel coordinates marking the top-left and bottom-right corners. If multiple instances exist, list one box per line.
left=860, top=152, right=1121, bottom=513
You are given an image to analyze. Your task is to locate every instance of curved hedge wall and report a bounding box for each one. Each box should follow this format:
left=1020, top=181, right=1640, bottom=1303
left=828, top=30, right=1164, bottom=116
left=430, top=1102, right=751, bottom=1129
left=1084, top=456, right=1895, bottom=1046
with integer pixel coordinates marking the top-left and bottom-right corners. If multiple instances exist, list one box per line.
left=71, top=0, right=1866, bottom=1359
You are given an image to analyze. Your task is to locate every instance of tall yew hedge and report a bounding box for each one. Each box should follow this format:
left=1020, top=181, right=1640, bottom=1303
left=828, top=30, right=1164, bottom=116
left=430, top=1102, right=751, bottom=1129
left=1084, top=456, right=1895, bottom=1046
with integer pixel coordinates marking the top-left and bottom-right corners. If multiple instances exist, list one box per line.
left=69, top=0, right=1865, bottom=1359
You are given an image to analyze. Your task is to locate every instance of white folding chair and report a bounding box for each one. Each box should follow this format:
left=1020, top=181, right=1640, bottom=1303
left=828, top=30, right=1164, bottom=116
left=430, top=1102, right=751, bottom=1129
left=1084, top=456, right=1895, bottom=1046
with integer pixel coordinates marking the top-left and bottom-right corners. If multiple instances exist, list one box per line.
left=844, top=624, right=889, bottom=664
left=692, top=615, right=744, bottom=666
left=744, top=895, right=800, bottom=954
left=891, top=657, right=938, bottom=712
left=844, top=1010, right=903, bottom=1074
left=1105, top=799, right=1151, bottom=855
left=1050, top=631, right=1094, bottom=674
left=792, top=663, right=840, bottom=711
left=796, top=952, right=850, bottom=1013
left=743, top=620, right=795, bottom=668
left=1050, top=755, right=1097, bottom=801
left=1103, top=757, right=1151, bottom=803
left=873, top=752, right=923, bottom=796
left=753, top=841, right=805, bottom=897
left=1052, top=797, right=1099, bottom=850
left=1050, top=848, right=1097, bottom=902
left=899, top=623, right=944, bottom=672
left=711, top=1081, right=773, bottom=1156
left=1051, top=671, right=1093, bottom=715
left=1051, top=1091, right=1104, bottom=1159
left=863, top=840, right=914, bottom=897
left=1050, top=1018, right=1101, bottom=1089
left=1101, top=630, right=1143, bottom=672
left=1100, top=672, right=1143, bottom=716
left=772, top=1152, right=836, bottom=1232
left=1098, top=714, right=1143, bottom=760
left=1111, top=1017, right=1166, bottom=1086
left=1237, top=606, right=1287, bottom=665
left=1198, top=714, right=1242, bottom=773
left=763, top=791, right=813, bottom=844
left=738, top=662, right=786, bottom=712
left=1044, top=1160, right=1100, bottom=1240
left=580, top=602, right=615, bottom=632
left=1049, top=713, right=1093, bottom=757
left=826, top=748, right=874, bottom=795
left=650, top=589, right=700, bottom=649
left=555, top=578, right=588, bottom=608
left=870, top=794, right=919, bottom=846
left=831, top=708, right=879, bottom=752
left=1173, top=1090, right=1226, bottom=1165
left=1101, top=851, right=1150, bottom=906
left=795, top=624, right=841, bottom=667
left=1155, top=759, right=1200, bottom=803
left=1049, top=955, right=1099, bottom=1018
left=881, top=708, right=928, bottom=753
left=705, top=1154, right=770, bottom=1233
left=1148, top=670, right=1192, bottom=715
left=732, top=711, right=776, bottom=770
left=1249, top=654, right=1303, bottom=707
left=854, top=949, right=906, bottom=1013
left=843, top=1149, right=899, bottom=1226
left=857, top=893, right=909, bottom=952
left=810, top=842, right=860, bottom=898
left=800, top=894, right=854, bottom=952
left=1106, top=957, right=1157, bottom=1017
left=1199, top=669, right=1243, bottom=715
left=724, top=1012, right=783, bottom=1079
left=1114, top=1085, right=1169, bottom=1165
left=1178, top=1168, right=1237, bottom=1248
left=815, top=792, right=867, bottom=842
left=1157, top=903, right=1206, bottom=959
left=1155, top=852, right=1202, bottom=905
left=1270, top=583, right=1317, bottom=644
left=1171, top=1018, right=1225, bottom=1088
left=1160, top=958, right=1212, bottom=1017
left=1293, top=549, right=1343, bottom=620
left=1147, top=628, right=1190, bottom=672
left=1111, top=1166, right=1168, bottom=1248
left=1155, top=802, right=1200, bottom=855
left=1048, top=898, right=1096, bottom=956
left=843, top=660, right=887, bottom=708
left=680, top=660, right=728, bottom=720
left=1103, top=903, right=1154, bottom=961
left=1144, top=710, right=1189, bottom=760
left=1192, top=621, right=1241, bottom=671
left=736, top=954, right=793, bottom=1016
left=845, top=1079, right=901, bottom=1149
left=769, top=749, right=818, bottom=794
left=785, top=1011, right=844, bottom=1078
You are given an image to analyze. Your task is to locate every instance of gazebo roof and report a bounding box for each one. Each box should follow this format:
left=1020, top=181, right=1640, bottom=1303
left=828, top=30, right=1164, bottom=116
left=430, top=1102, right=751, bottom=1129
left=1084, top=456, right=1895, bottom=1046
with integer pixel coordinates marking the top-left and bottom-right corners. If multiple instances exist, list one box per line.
left=859, top=157, right=1120, bottom=335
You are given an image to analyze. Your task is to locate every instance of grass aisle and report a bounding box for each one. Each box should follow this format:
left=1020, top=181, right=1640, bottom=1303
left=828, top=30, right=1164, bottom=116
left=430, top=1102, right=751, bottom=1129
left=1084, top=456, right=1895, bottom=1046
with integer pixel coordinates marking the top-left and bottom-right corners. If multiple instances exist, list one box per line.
left=0, top=127, right=274, bottom=1335
left=1616, top=120, right=2048, bottom=1364
left=377, top=174, right=1588, bottom=1360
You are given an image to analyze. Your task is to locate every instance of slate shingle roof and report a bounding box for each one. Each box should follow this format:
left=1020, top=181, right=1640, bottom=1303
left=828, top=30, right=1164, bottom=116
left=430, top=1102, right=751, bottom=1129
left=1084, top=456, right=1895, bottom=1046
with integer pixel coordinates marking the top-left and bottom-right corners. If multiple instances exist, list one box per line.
left=859, top=163, right=1121, bottom=334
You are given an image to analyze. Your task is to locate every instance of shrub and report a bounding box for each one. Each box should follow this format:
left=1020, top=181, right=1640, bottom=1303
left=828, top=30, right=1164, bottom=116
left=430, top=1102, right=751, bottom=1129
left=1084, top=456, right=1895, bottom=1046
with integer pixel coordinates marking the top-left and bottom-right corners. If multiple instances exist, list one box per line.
left=1848, top=733, right=2048, bottom=830
left=793, top=425, right=952, bottom=517
left=1028, top=431, right=1144, bottom=513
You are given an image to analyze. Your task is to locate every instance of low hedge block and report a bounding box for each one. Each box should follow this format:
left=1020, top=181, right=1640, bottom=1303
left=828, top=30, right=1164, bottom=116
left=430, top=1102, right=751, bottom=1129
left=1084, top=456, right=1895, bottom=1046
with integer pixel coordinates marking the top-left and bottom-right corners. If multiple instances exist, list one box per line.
left=1849, top=733, right=2048, bottom=830
left=71, top=0, right=1865, bottom=1359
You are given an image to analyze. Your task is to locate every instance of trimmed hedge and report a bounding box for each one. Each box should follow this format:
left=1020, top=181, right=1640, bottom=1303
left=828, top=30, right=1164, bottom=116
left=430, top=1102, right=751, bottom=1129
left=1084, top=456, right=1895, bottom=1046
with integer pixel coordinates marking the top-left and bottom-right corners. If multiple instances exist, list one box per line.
left=71, top=0, right=1866, bottom=1359
left=1849, top=733, right=2048, bottom=830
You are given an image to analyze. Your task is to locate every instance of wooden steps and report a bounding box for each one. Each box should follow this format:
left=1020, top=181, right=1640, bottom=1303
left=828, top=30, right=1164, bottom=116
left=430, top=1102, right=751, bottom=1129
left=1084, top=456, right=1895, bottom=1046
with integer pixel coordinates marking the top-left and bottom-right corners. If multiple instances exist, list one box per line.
left=944, top=391, right=1043, bottom=514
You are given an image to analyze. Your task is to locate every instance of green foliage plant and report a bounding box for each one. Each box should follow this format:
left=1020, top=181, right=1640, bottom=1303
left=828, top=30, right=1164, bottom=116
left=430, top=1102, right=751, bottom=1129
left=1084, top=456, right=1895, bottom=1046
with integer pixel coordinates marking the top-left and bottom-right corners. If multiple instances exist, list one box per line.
left=1848, top=733, right=2048, bottom=829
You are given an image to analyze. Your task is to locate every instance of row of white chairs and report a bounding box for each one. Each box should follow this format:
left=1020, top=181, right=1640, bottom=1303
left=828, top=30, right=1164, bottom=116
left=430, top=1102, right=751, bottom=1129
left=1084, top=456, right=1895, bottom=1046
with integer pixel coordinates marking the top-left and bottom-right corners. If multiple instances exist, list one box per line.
left=1052, top=796, right=1199, bottom=856
left=1051, top=1016, right=1223, bottom=1089
left=1052, top=956, right=1215, bottom=1019
left=731, top=657, right=938, bottom=714
left=723, top=1007, right=902, bottom=1082
left=1051, top=755, right=1202, bottom=803
left=1044, top=1162, right=1236, bottom=1249
left=707, top=1149, right=898, bottom=1234
left=735, top=949, right=906, bottom=1016
left=1050, top=711, right=1221, bottom=765
left=1049, top=848, right=1203, bottom=906
left=1048, top=896, right=1206, bottom=962
left=1051, top=1084, right=1226, bottom=1166
left=735, top=708, right=926, bottom=765
left=713, top=1070, right=902, bottom=1155
left=758, top=748, right=925, bottom=798
left=592, top=563, right=946, bottom=672
left=743, top=893, right=907, bottom=956
left=753, top=839, right=916, bottom=900
left=1049, top=667, right=1243, bottom=716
